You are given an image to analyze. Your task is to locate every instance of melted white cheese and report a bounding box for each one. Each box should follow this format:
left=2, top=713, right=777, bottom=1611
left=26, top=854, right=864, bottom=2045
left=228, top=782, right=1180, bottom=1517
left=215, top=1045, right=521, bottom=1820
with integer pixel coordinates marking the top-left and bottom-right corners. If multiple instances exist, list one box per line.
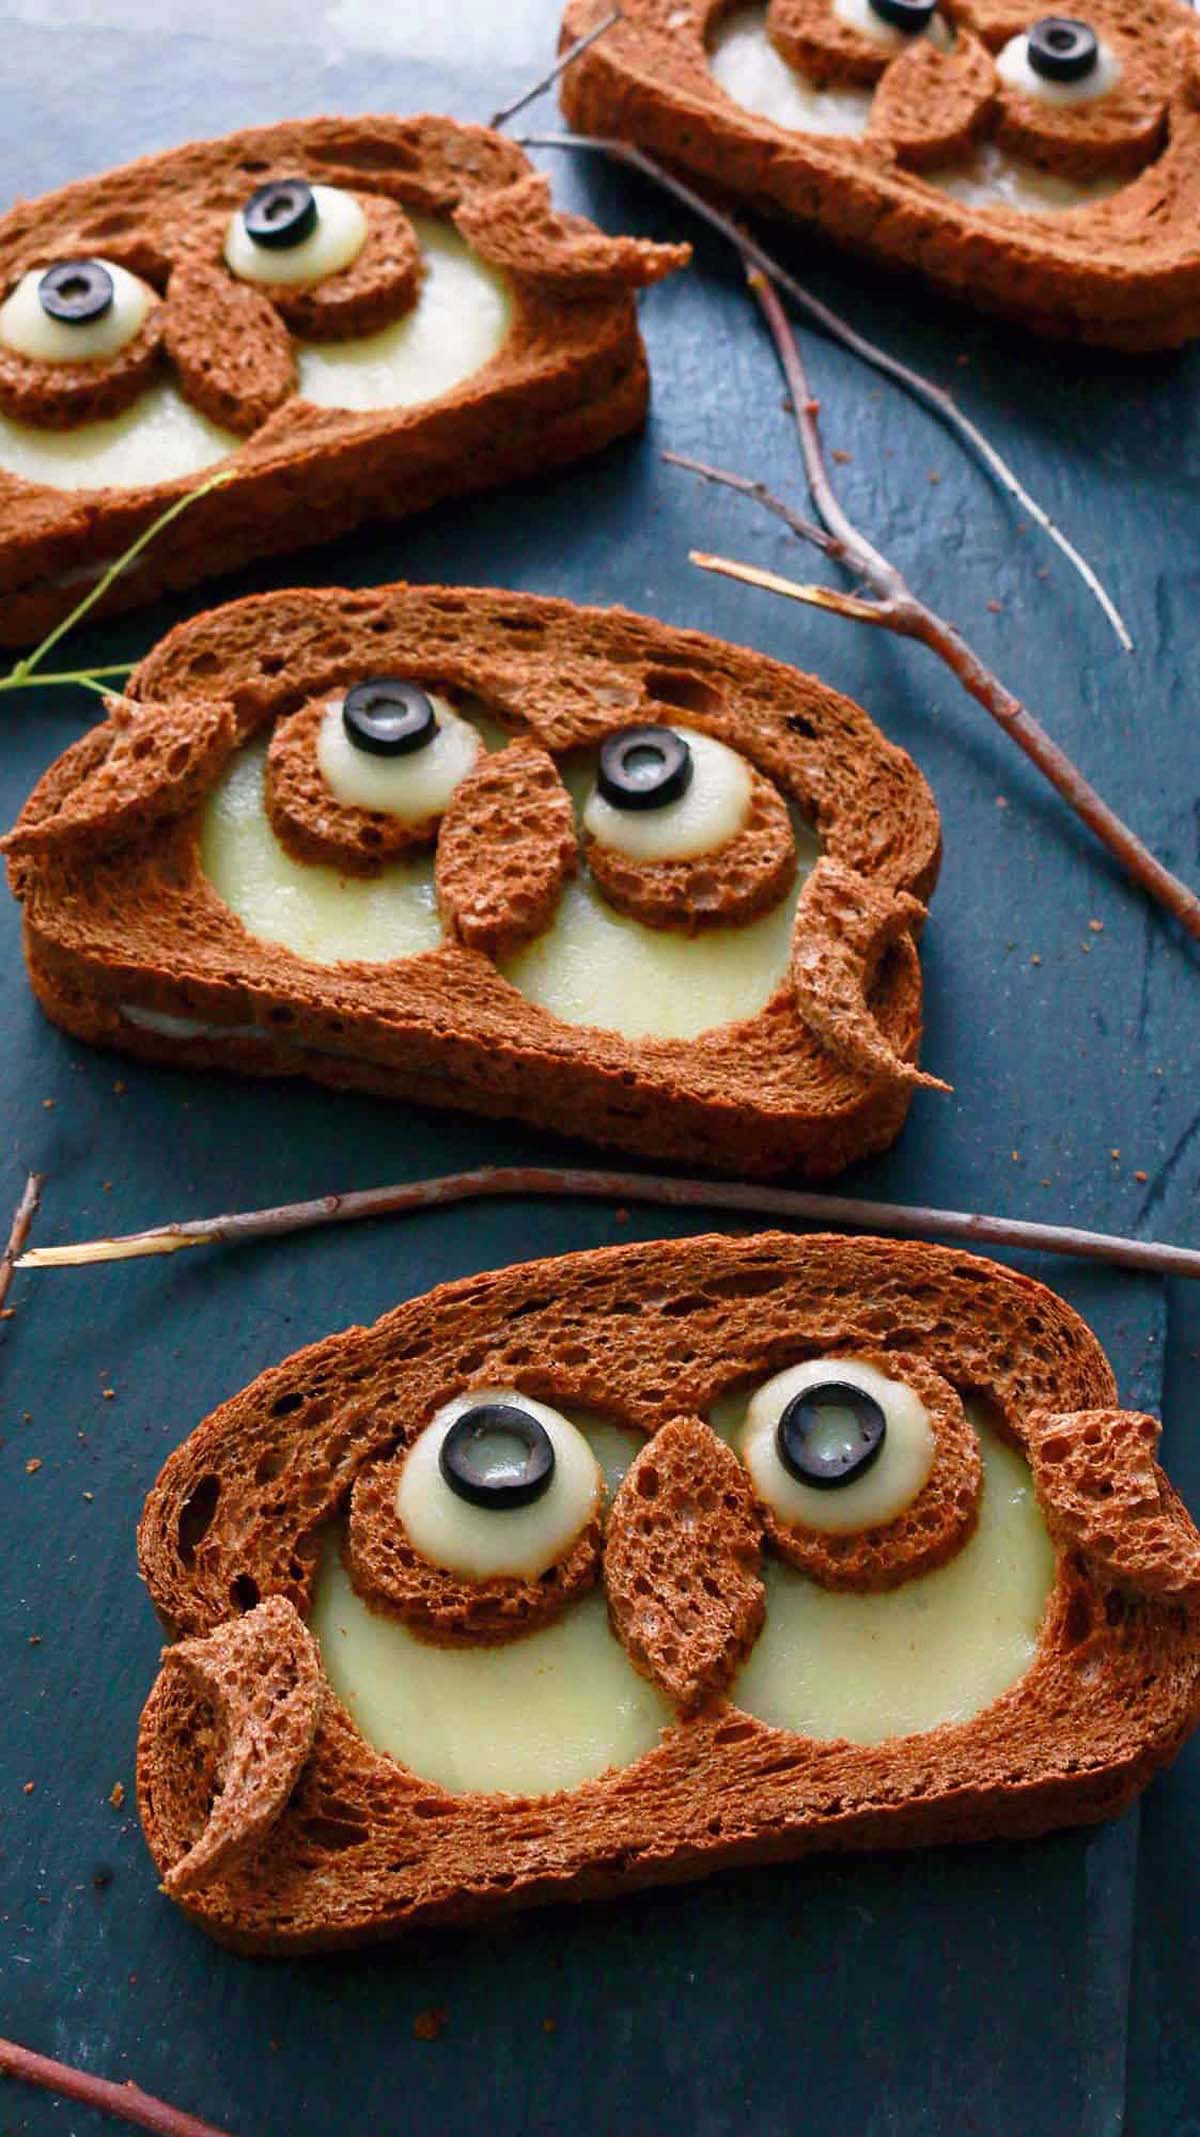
left=996, top=29, right=1121, bottom=107
left=925, top=138, right=1124, bottom=213
left=198, top=738, right=443, bottom=965
left=0, top=216, right=510, bottom=489
left=722, top=1402, right=1056, bottom=1742
left=582, top=728, right=753, bottom=862
left=311, top=1414, right=673, bottom=1796
left=316, top=695, right=480, bottom=819
left=741, top=1356, right=935, bottom=1533
left=396, top=1388, right=603, bottom=1579
left=294, top=214, right=511, bottom=413
left=224, top=184, right=368, bottom=287
left=0, top=258, right=153, bottom=363
left=709, top=5, right=876, bottom=135
left=832, top=0, right=950, bottom=52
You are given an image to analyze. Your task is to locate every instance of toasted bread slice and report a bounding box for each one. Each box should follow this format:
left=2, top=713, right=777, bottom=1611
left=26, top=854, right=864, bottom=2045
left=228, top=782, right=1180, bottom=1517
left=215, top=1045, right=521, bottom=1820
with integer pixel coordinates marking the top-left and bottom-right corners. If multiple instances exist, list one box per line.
left=134, top=1230, right=1200, bottom=1953
left=0, top=116, right=688, bottom=645
left=5, top=580, right=943, bottom=1178
left=559, top=0, right=1200, bottom=349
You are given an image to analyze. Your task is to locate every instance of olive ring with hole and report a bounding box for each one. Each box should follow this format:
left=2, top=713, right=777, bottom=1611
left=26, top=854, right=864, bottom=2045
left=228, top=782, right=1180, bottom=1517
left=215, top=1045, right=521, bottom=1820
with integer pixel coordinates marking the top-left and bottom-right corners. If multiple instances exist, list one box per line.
left=342, top=678, right=439, bottom=758
left=596, top=725, right=694, bottom=812
left=37, top=258, right=115, bottom=326
left=1027, top=15, right=1098, bottom=81
left=438, top=1402, right=557, bottom=1510
left=242, top=177, right=320, bottom=251
left=868, top=0, right=937, bottom=33
left=776, top=1381, right=887, bottom=1490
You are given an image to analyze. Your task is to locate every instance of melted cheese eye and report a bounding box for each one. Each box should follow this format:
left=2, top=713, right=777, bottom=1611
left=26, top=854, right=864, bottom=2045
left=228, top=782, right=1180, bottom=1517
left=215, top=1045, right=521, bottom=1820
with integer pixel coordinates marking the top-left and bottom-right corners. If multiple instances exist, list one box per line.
left=997, top=23, right=1120, bottom=104
left=582, top=728, right=753, bottom=862
left=224, top=183, right=368, bottom=287
left=741, top=1358, right=935, bottom=1533
left=316, top=694, right=481, bottom=821
left=0, top=259, right=153, bottom=364
left=395, top=1389, right=604, bottom=1579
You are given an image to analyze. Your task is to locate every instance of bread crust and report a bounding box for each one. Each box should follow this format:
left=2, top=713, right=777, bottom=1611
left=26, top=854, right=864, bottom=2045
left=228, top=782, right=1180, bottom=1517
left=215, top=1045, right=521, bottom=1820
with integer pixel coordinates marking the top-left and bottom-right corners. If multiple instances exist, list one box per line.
left=133, top=1231, right=1200, bottom=1951
left=559, top=0, right=1200, bottom=349
left=0, top=115, right=687, bottom=641
left=6, top=580, right=942, bottom=1179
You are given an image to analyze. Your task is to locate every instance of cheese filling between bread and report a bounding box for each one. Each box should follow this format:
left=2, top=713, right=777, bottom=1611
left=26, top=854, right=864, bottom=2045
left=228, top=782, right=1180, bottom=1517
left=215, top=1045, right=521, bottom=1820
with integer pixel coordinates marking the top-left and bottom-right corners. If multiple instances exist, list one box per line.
left=199, top=728, right=820, bottom=1038
left=924, top=139, right=1125, bottom=214
left=709, top=7, right=875, bottom=135
left=312, top=1416, right=674, bottom=1795
left=719, top=1400, right=1056, bottom=1742
left=0, top=216, right=510, bottom=488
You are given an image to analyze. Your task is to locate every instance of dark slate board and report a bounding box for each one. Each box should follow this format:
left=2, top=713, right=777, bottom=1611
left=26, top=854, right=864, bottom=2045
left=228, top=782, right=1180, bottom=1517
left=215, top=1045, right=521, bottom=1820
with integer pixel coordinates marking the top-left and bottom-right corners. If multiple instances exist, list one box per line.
left=2, top=4, right=1199, bottom=2131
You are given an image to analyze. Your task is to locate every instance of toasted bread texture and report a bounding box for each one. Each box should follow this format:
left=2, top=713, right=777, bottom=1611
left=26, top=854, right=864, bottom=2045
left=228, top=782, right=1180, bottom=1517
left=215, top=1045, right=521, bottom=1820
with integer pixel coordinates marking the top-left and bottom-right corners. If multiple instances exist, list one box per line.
left=0, top=116, right=688, bottom=644
left=6, top=580, right=943, bottom=1178
left=558, top=0, right=1200, bottom=349
left=134, top=1231, right=1200, bottom=1953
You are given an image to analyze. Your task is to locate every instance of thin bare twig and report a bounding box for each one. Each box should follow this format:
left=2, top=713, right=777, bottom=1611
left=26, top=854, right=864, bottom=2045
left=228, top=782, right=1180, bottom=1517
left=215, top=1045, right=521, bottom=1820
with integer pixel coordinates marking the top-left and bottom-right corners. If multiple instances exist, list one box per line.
left=491, top=8, right=622, bottom=130
left=0, top=2035, right=233, bottom=2137
left=16, top=1164, right=1200, bottom=1280
left=0, top=1171, right=42, bottom=1317
left=516, top=130, right=1131, bottom=650
left=662, top=449, right=836, bottom=557
left=677, top=264, right=1200, bottom=941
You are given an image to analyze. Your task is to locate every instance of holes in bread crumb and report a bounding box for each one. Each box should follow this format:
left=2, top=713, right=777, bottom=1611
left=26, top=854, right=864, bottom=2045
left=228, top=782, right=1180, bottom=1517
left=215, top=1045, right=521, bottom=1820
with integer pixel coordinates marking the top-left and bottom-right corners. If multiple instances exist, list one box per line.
left=231, top=1572, right=260, bottom=1612
left=714, top=1719, right=756, bottom=1745
left=643, top=666, right=723, bottom=718
left=177, top=1475, right=220, bottom=1564
left=254, top=1446, right=287, bottom=1485
left=271, top=1391, right=305, bottom=1417
left=185, top=652, right=221, bottom=678
left=1063, top=1592, right=1092, bottom=1648
left=299, top=1811, right=370, bottom=1851
left=786, top=713, right=816, bottom=740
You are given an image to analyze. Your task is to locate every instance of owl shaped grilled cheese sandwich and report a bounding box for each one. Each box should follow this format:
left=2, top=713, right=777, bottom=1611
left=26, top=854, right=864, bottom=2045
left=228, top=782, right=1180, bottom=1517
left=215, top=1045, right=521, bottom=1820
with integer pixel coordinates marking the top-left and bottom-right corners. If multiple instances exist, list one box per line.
left=135, top=1232, right=1200, bottom=1952
left=0, top=115, right=687, bottom=644
left=5, top=580, right=945, bottom=1178
left=559, top=0, right=1200, bottom=347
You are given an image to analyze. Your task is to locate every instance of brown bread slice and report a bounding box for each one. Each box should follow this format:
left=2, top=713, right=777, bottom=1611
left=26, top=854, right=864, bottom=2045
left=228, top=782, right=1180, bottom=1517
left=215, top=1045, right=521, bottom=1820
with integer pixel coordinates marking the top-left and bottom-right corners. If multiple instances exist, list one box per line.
left=559, top=0, right=1200, bottom=349
left=0, top=115, right=687, bottom=643
left=134, top=1230, right=1200, bottom=1952
left=6, top=580, right=942, bottom=1179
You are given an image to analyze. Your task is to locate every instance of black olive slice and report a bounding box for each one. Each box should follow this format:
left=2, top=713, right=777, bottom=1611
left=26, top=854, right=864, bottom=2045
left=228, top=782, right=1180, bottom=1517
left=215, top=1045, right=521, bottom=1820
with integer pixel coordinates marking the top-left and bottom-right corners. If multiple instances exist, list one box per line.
left=38, top=259, right=115, bottom=326
left=596, top=725, right=694, bottom=812
left=776, top=1381, right=887, bottom=1490
left=1026, top=16, right=1098, bottom=81
left=439, top=1402, right=556, bottom=1510
left=242, top=177, right=320, bottom=251
left=867, top=0, right=936, bottom=32
left=342, top=678, right=438, bottom=758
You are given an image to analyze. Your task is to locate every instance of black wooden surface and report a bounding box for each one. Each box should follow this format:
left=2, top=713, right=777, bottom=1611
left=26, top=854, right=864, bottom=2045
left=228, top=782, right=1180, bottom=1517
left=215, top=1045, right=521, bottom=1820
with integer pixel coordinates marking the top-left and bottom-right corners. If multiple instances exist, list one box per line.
left=2, top=5, right=1199, bottom=2132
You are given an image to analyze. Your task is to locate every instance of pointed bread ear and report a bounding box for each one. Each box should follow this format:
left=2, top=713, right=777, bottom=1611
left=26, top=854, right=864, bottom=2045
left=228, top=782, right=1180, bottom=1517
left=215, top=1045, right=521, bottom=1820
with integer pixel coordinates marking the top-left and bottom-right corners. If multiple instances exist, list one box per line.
left=454, top=172, right=690, bottom=292
left=3, top=694, right=236, bottom=861
left=1027, top=1409, right=1200, bottom=1598
left=141, top=1596, right=324, bottom=1898
left=604, top=1416, right=764, bottom=1712
left=789, top=855, right=950, bottom=1092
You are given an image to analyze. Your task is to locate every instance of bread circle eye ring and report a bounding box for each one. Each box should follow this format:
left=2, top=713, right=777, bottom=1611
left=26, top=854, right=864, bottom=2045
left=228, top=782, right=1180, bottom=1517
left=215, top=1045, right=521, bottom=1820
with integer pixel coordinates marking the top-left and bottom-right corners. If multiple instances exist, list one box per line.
left=439, top=1401, right=557, bottom=1510
left=342, top=678, right=438, bottom=758
left=38, top=258, right=114, bottom=325
left=776, top=1380, right=887, bottom=1490
left=1026, top=15, right=1098, bottom=82
left=597, top=725, right=694, bottom=812
left=867, top=0, right=935, bottom=34
left=242, top=177, right=319, bottom=250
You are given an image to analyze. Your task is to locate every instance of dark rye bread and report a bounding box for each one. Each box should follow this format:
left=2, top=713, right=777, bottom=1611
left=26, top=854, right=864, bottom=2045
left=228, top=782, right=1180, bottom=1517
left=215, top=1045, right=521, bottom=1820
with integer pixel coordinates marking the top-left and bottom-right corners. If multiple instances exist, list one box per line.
left=133, top=1231, right=1200, bottom=1953
left=0, top=117, right=688, bottom=645
left=583, top=761, right=797, bottom=932
left=559, top=0, right=1200, bottom=350
left=6, top=581, right=943, bottom=1179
